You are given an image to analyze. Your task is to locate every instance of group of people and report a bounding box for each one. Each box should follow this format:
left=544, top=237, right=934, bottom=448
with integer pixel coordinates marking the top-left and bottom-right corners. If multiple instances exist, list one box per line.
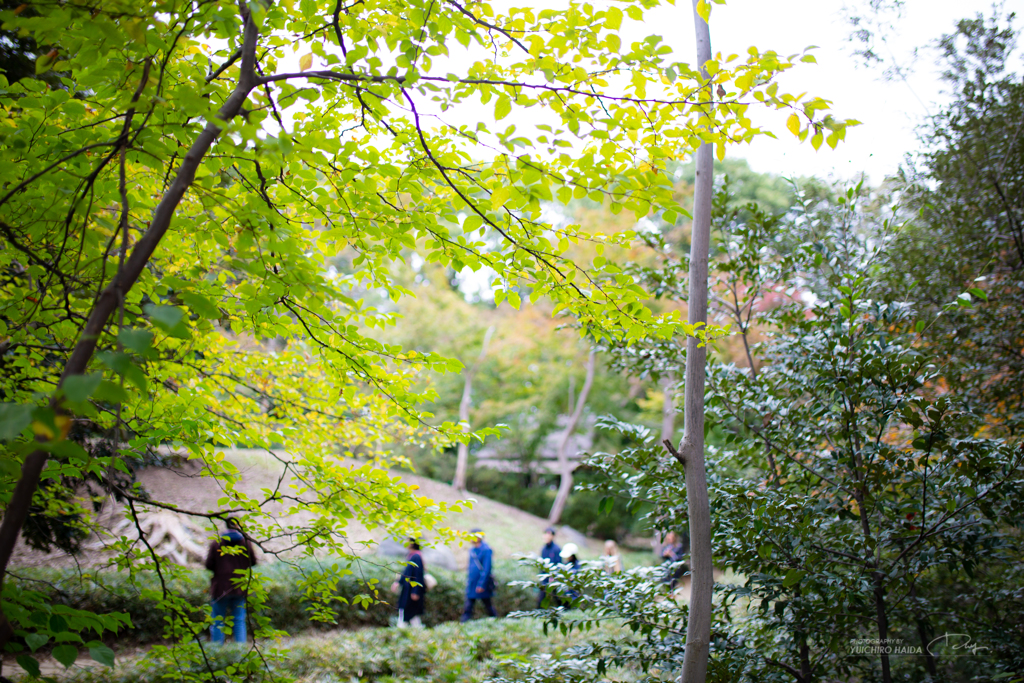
left=394, top=527, right=502, bottom=627
left=203, top=517, right=681, bottom=643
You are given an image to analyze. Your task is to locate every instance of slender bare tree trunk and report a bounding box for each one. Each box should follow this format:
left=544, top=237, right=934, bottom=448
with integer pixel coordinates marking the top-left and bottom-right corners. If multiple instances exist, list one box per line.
left=0, top=6, right=260, bottom=659
left=673, top=3, right=715, bottom=681
left=452, top=326, right=495, bottom=491
left=548, top=349, right=596, bottom=524
left=661, top=373, right=676, bottom=444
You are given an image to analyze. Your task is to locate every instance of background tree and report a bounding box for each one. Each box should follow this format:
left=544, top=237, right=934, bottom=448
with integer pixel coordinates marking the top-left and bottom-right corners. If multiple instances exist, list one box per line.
left=548, top=348, right=597, bottom=524
left=453, top=326, right=495, bottom=491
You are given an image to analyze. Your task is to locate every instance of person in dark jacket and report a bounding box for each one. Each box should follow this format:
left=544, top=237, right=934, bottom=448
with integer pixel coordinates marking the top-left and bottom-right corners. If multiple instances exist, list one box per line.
left=461, top=529, right=497, bottom=622
left=537, top=526, right=562, bottom=608
left=396, top=539, right=426, bottom=628
left=660, top=530, right=689, bottom=590
left=205, top=518, right=257, bottom=644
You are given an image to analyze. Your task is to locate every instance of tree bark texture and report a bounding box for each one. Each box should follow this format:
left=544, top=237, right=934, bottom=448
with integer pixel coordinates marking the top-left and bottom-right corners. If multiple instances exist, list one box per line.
left=677, top=2, right=714, bottom=681
left=548, top=349, right=596, bottom=524
left=0, top=6, right=260, bottom=656
left=452, top=326, right=495, bottom=491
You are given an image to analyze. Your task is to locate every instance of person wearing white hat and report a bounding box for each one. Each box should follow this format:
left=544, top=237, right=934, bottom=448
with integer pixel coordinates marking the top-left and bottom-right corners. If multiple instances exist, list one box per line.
left=559, top=542, right=580, bottom=565
left=558, top=543, right=581, bottom=603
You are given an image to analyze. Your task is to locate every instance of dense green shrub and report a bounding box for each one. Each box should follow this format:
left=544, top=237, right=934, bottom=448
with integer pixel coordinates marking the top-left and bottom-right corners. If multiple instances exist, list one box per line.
left=11, top=559, right=537, bottom=646
left=54, top=618, right=623, bottom=683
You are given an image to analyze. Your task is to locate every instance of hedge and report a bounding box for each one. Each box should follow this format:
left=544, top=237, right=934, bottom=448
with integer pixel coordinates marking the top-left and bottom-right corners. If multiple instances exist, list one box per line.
left=11, top=558, right=539, bottom=645
left=57, top=618, right=622, bottom=683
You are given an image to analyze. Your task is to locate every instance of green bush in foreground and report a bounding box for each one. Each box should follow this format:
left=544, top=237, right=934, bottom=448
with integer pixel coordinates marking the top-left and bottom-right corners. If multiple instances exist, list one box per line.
left=12, top=559, right=537, bottom=647
left=46, top=618, right=621, bottom=683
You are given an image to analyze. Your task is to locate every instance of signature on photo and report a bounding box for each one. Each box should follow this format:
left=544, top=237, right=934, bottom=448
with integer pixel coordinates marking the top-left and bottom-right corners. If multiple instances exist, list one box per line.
left=927, top=633, right=990, bottom=657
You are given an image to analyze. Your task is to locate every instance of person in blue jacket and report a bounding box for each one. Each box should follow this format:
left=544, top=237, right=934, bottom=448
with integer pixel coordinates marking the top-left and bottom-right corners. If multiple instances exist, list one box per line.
left=537, top=526, right=562, bottom=608
left=461, top=528, right=497, bottom=621
left=396, top=538, right=426, bottom=628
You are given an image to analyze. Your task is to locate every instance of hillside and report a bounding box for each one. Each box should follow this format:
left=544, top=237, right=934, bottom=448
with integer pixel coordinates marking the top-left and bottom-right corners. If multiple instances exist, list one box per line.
left=12, top=450, right=597, bottom=572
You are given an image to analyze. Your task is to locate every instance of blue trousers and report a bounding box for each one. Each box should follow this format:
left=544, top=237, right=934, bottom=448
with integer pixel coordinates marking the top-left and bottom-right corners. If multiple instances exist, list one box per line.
left=461, top=597, right=496, bottom=622
left=211, top=595, right=247, bottom=644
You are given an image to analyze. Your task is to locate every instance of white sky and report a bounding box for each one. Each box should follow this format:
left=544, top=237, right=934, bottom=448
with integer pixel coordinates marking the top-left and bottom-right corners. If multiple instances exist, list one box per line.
left=679, top=0, right=1024, bottom=182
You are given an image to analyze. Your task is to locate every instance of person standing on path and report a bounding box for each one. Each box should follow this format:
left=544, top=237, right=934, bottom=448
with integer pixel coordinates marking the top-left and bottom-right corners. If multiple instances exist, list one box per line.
left=205, top=517, right=257, bottom=644
left=558, top=542, right=582, bottom=602
left=537, top=526, right=562, bottom=608
left=660, top=530, right=689, bottom=590
left=600, top=539, right=624, bottom=574
left=395, top=539, right=426, bottom=628
left=461, top=528, right=497, bottom=622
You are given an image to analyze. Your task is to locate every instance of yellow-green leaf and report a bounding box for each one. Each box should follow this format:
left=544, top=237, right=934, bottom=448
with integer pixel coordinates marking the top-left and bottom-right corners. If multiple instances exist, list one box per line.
left=300, top=53, right=313, bottom=71
left=125, top=19, right=146, bottom=44
left=786, top=113, right=801, bottom=136
left=605, top=6, right=623, bottom=30
left=494, top=95, right=512, bottom=121
left=696, top=0, right=711, bottom=21
left=491, top=185, right=510, bottom=209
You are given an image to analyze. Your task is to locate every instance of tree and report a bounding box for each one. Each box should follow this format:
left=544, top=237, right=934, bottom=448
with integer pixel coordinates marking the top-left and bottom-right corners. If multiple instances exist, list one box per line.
left=548, top=348, right=596, bottom=524
left=453, top=325, right=494, bottom=491
left=0, top=0, right=852, bottom=676
left=503, top=181, right=1024, bottom=683
left=671, top=2, right=715, bottom=681
left=886, top=11, right=1024, bottom=436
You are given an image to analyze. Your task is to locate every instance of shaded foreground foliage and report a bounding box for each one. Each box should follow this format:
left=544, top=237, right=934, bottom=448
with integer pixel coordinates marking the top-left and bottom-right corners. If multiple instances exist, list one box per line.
left=42, top=618, right=622, bottom=683
left=10, top=559, right=537, bottom=650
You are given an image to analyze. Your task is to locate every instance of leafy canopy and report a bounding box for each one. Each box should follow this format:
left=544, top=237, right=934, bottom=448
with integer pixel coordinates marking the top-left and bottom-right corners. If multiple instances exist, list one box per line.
left=0, top=0, right=853, bottom=676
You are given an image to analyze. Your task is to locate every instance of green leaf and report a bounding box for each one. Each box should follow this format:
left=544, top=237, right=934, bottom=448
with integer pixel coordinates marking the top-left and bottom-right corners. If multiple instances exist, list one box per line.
left=915, top=320, right=926, bottom=333
left=124, top=19, right=146, bottom=44
left=181, top=292, right=221, bottom=320
left=147, top=303, right=184, bottom=327
left=93, top=381, right=130, bottom=404
left=967, top=287, right=988, bottom=302
left=52, top=644, right=78, bottom=668
left=605, top=6, right=623, bottom=29
left=16, top=654, right=40, bottom=678
left=118, top=328, right=154, bottom=355
left=143, top=304, right=189, bottom=338
left=50, top=615, right=68, bottom=633
left=0, top=403, right=33, bottom=440
left=89, top=644, right=115, bottom=668
left=494, top=96, right=512, bottom=121
left=63, top=374, right=102, bottom=403
left=35, top=51, right=57, bottom=75
left=25, top=633, right=48, bottom=652
left=782, top=569, right=805, bottom=587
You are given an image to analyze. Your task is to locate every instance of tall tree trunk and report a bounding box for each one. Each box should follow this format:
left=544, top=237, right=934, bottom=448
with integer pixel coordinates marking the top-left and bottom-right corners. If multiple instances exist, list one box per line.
left=452, top=326, right=495, bottom=491
left=873, top=573, right=892, bottom=683
left=548, top=349, right=596, bottom=524
left=0, top=5, right=260, bottom=658
left=675, top=3, right=715, bottom=681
